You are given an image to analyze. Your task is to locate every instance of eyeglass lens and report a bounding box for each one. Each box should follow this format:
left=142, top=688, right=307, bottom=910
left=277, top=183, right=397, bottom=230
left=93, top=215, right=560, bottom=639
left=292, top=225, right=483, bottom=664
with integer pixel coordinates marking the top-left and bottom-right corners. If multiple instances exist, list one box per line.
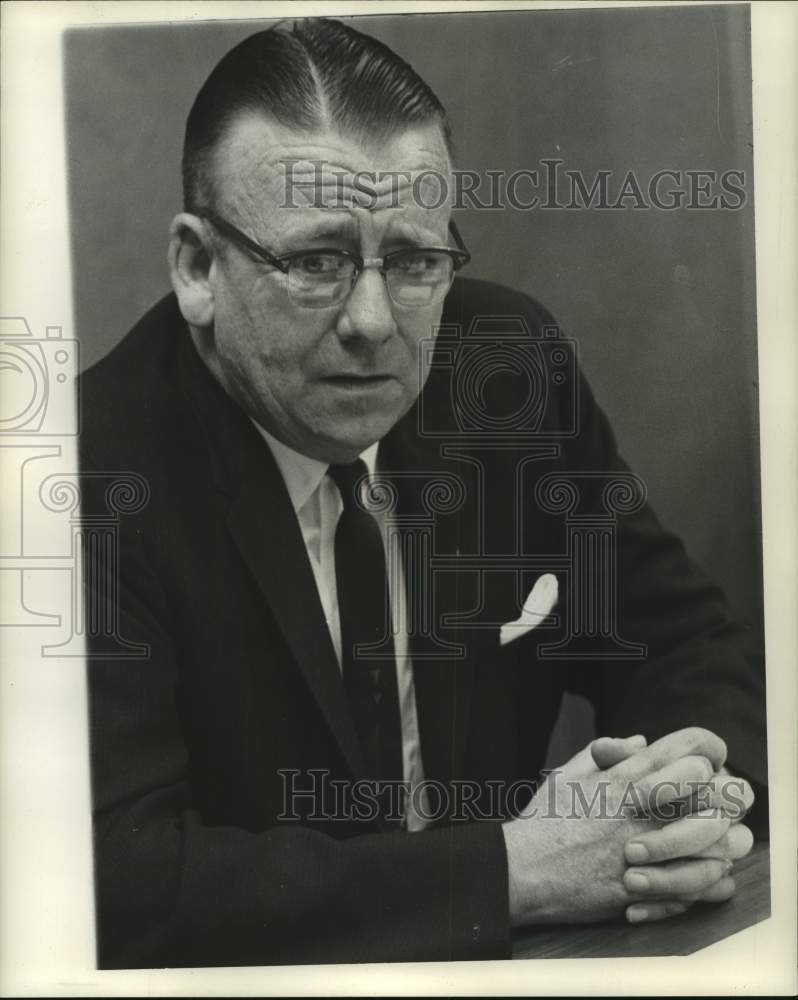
left=286, top=250, right=455, bottom=309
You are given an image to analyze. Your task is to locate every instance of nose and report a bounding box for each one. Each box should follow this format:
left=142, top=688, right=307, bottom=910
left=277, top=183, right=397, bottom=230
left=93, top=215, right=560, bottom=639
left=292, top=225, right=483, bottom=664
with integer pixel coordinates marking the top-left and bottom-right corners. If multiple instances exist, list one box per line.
left=335, top=266, right=397, bottom=344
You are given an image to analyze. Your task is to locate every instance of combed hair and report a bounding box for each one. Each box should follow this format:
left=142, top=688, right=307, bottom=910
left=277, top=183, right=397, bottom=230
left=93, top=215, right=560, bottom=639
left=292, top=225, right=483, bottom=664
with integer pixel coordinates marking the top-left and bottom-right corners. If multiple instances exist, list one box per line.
left=182, top=18, right=452, bottom=211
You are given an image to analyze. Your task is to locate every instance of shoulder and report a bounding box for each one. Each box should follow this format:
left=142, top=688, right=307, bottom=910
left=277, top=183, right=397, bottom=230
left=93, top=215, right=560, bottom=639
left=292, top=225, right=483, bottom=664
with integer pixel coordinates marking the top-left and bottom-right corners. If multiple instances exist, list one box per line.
left=78, top=294, right=189, bottom=466
left=79, top=294, right=184, bottom=402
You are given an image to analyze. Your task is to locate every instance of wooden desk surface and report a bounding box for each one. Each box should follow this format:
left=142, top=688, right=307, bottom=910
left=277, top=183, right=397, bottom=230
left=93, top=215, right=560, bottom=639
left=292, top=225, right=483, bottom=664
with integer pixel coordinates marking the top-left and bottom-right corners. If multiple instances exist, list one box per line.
left=512, top=842, right=770, bottom=959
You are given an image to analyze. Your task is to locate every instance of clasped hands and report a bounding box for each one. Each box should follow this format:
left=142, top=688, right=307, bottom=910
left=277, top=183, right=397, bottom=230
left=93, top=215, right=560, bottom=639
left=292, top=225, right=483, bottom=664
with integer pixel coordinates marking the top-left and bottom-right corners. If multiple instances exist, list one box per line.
left=502, top=727, right=755, bottom=926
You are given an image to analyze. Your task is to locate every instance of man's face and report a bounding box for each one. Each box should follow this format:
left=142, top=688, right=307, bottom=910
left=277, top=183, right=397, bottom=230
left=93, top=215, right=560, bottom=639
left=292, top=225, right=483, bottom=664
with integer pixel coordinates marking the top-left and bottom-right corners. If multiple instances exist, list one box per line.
left=200, top=114, right=454, bottom=463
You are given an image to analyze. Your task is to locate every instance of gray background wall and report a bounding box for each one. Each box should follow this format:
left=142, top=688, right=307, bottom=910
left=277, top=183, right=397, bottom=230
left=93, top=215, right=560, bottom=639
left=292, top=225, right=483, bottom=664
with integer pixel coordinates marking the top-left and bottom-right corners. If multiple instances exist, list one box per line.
left=64, top=5, right=763, bottom=757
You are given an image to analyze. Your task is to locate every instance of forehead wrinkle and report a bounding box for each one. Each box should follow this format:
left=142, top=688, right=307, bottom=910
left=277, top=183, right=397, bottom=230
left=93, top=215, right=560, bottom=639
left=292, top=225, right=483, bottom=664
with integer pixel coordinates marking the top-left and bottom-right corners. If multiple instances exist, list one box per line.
left=215, top=113, right=452, bottom=189
left=264, top=136, right=452, bottom=177
left=214, top=116, right=454, bottom=247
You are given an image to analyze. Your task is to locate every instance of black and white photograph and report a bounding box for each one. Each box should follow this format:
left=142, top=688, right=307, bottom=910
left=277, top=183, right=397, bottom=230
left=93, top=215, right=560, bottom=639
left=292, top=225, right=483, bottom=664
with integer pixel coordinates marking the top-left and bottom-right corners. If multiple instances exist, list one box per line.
left=1, top=1, right=795, bottom=995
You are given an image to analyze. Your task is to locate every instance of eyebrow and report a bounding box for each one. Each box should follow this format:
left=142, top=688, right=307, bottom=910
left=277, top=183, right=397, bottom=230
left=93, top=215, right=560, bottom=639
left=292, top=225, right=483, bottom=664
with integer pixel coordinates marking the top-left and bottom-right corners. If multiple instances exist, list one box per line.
left=384, top=219, right=447, bottom=246
left=276, top=215, right=359, bottom=247
left=275, top=214, right=448, bottom=251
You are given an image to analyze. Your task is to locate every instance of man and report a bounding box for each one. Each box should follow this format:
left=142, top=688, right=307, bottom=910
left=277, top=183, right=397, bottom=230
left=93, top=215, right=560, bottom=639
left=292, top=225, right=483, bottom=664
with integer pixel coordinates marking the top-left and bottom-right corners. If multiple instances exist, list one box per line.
left=79, top=18, right=767, bottom=968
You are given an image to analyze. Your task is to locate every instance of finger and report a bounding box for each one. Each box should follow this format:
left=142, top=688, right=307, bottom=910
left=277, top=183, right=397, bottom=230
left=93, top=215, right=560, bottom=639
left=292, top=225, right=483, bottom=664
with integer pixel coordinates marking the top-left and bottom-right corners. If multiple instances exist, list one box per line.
left=684, top=775, right=755, bottom=821
left=590, top=734, right=647, bottom=770
left=634, top=755, right=716, bottom=811
left=677, top=875, right=736, bottom=904
left=694, top=823, right=754, bottom=861
left=624, top=857, right=732, bottom=897
left=609, top=728, right=727, bottom=782
left=626, top=899, right=692, bottom=924
left=625, top=809, right=731, bottom=864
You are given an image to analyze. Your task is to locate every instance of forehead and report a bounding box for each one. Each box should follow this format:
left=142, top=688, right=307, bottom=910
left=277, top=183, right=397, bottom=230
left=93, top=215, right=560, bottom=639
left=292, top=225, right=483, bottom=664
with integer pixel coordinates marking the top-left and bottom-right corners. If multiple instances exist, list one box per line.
left=210, top=113, right=453, bottom=238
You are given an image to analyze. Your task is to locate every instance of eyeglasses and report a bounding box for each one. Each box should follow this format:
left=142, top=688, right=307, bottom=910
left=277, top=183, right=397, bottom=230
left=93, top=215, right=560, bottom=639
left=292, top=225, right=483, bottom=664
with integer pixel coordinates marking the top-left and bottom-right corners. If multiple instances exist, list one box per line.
left=196, top=208, right=471, bottom=310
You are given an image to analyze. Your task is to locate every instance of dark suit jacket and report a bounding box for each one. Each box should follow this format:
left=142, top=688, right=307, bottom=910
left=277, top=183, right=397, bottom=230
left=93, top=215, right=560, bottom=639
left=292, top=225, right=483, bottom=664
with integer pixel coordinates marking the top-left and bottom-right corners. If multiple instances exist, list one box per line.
left=79, top=277, right=767, bottom=969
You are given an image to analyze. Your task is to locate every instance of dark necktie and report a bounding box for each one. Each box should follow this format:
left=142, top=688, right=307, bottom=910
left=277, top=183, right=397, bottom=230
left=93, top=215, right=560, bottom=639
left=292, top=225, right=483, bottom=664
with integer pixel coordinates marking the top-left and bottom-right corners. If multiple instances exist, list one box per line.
left=328, top=461, right=404, bottom=795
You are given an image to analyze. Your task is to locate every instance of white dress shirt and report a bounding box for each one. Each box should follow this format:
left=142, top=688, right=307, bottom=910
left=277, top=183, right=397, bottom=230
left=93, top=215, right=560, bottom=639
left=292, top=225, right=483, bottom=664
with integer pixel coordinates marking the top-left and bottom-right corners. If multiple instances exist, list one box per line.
left=255, top=424, right=430, bottom=831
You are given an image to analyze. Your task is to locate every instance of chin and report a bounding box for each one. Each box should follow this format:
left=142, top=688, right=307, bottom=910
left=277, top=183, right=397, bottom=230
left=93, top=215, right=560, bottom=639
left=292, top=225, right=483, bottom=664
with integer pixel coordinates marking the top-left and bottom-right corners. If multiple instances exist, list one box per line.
left=332, top=397, right=406, bottom=441
left=319, top=418, right=397, bottom=463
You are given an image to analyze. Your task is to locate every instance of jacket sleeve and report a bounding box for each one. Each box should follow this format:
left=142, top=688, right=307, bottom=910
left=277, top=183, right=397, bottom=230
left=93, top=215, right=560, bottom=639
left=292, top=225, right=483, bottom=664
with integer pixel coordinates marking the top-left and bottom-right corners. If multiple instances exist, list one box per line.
left=554, top=365, right=768, bottom=828
left=82, top=463, right=510, bottom=969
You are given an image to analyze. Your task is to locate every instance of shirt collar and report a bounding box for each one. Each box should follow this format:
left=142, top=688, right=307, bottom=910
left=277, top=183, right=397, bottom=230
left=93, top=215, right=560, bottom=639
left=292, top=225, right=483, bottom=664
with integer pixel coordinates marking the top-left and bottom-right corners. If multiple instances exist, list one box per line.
left=252, top=421, right=380, bottom=514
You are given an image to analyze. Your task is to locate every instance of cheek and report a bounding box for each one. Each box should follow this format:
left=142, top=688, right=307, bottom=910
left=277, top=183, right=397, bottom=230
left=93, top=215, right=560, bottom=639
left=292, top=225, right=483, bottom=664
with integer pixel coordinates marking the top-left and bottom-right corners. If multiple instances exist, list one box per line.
left=216, top=295, right=318, bottom=382
left=400, top=311, right=443, bottom=383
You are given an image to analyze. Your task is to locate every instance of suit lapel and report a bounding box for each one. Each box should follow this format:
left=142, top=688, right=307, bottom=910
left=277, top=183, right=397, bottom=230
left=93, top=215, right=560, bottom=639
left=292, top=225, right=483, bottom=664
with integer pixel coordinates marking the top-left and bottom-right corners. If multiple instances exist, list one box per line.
left=225, top=461, right=369, bottom=783
left=176, top=326, right=368, bottom=783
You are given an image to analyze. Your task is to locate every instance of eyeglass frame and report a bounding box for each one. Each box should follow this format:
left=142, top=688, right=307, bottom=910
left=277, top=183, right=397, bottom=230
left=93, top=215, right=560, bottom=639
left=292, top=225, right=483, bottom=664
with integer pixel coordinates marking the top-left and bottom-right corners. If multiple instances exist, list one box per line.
left=194, top=206, right=472, bottom=306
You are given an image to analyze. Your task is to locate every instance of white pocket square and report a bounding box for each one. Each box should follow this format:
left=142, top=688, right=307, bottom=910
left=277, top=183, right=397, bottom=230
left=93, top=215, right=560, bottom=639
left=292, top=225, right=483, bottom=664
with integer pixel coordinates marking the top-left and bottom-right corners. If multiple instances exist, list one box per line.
left=499, top=573, right=559, bottom=647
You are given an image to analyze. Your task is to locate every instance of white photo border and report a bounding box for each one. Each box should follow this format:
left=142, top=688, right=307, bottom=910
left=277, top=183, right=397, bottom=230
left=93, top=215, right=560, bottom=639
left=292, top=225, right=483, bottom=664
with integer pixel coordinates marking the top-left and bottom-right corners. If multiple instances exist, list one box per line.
left=0, top=1, right=795, bottom=995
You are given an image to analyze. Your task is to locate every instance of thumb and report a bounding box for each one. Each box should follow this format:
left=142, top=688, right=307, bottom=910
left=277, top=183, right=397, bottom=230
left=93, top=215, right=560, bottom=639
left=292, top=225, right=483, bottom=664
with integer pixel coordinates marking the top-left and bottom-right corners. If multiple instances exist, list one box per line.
left=555, top=742, right=603, bottom=779
left=548, top=735, right=648, bottom=782
left=591, top=734, right=648, bottom=770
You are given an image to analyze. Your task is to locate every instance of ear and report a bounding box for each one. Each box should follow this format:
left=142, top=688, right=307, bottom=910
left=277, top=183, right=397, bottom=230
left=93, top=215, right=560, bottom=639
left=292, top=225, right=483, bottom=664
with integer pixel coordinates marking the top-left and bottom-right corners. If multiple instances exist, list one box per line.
left=168, top=213, right=215, bottom=328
